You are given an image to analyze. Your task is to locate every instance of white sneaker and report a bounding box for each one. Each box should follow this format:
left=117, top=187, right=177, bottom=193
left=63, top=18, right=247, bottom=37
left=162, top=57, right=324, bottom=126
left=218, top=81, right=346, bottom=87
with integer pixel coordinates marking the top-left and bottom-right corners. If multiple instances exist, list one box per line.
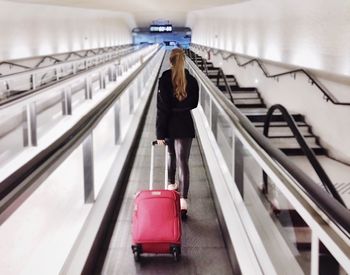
left=180, top=198, right=188, bottom=219
left=180, top=198, right=187, bottom=211
left=167, top=183, right=178, bottom=191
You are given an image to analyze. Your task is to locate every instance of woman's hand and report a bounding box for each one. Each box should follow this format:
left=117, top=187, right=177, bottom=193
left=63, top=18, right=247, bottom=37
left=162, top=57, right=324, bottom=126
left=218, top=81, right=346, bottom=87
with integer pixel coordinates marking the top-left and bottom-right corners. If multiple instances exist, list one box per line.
left=157, top=139, right=166, bottom=145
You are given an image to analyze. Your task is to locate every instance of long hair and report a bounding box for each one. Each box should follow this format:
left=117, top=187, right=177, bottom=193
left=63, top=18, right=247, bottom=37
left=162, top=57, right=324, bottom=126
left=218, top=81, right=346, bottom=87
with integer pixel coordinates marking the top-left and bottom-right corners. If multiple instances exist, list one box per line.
left=170, top=48, right=187, bottom=101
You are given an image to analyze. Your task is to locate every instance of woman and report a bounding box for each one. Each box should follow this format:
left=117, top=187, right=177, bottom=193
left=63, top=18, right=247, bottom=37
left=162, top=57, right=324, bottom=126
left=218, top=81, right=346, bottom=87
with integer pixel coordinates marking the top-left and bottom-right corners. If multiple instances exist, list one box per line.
left=156, top=48, right=199, bottom=217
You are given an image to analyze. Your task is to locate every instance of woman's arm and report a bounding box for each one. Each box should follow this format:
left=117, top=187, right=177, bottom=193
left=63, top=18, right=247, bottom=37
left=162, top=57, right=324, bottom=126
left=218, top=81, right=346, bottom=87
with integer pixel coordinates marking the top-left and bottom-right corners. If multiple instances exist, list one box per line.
left=189, top=75, right=199, bottom=109
left=156, top=76, right=171, bottom=139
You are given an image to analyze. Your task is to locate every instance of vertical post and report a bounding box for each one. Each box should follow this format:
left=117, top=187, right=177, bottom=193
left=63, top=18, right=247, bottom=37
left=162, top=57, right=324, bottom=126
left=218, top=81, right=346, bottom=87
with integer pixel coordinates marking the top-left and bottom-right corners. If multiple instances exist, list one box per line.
left=23, top=103, right=37, bottom=147
left=62, top=87, right=72, bottom=115
left=56, top=68, right=60, bottom=81
left=200, top=84, right=206, bottom=110
left=232, top=134, right=244, bottom=197
left=99, top=71, right=106, bottom=89
left=210, top=100, right=218, bottom=138
left=198, top=82, right=202, bottom=108
left=311, top=231, right=319, bottom=275
left=83, top=133, right=95, bottom=204
left=137, top=76, right=142, bottom=97
left=23, top=108, right=29, bottom=147
left=114, top=101, right=121, bottom=145
left=85, top=78, right=92, bottom=99
left=72, top=63, right=77, bottom=74
left=129, top=86, right=134, bottom=114
left=113, top=65, right=118, bottom=81
left=108, top=66, right=114, bottom=82
left=31, top=74, right=36, bottom=90
left=116, top=60, right=121, bottom=75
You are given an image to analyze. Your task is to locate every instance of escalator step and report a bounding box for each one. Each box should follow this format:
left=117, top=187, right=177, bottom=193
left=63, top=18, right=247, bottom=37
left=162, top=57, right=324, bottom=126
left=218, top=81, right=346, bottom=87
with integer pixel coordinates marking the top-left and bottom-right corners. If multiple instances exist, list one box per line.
left=230, top=87, right=257, bottom=92
left=280, top=147, right=326, bottom=155
left=255, top=125, right=311, bottom=136
left=254, top=121, right=308, bottom=127
left=234, top=98, right=264, bottom=105
left=236, top=103, right=266, bottom=108
left=245, top=113, right=305, bottom=123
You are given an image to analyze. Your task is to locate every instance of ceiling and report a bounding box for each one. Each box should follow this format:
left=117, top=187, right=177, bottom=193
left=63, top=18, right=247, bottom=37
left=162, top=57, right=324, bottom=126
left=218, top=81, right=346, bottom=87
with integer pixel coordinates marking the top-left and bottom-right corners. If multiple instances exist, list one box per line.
left=8, top=0, right=244, bottom=27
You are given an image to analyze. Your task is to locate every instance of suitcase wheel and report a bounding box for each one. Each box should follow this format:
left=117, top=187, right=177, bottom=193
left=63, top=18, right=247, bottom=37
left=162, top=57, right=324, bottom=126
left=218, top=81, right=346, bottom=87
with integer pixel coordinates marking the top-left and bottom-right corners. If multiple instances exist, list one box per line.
left=181, top=209, right=187, bottom=220
left=133, top=251, right=141, bottom=262
left=131, top=245, right=142, bottom=262
left=171, top=245, right=181, bottom=262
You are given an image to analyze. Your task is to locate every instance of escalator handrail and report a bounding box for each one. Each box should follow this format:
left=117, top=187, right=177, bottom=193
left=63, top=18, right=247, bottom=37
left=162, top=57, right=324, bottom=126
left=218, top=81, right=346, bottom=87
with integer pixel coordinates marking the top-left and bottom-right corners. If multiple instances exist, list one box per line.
left=186, top=55, right=350, bottom=236
left=0, top=46, right=160, bottom=214
left=263, top=104, right=346, bottom=207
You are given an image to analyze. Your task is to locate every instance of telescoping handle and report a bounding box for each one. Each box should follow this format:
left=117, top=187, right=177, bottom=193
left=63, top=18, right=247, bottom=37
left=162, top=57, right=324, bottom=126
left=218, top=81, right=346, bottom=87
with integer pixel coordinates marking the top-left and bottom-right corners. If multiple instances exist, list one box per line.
left=150, top=141, right=168, bottom=190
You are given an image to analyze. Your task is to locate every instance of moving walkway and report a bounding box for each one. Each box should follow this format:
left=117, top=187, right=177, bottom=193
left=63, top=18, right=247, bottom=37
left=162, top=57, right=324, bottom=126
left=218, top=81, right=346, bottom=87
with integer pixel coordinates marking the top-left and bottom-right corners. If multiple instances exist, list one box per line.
left=0, top=46, right=349, bottom=275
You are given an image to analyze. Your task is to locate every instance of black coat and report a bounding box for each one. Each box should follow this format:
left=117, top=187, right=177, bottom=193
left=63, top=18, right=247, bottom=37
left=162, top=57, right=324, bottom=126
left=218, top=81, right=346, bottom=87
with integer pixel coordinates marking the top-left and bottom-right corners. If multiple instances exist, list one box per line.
left=156, top=69, right=199, bottom=139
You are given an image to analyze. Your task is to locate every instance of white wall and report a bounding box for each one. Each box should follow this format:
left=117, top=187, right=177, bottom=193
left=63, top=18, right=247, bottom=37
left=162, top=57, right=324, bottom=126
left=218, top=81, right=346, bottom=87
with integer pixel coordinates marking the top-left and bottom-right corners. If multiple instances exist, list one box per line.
left=187, top=0, right=350, bottom=77
left=0, top=1, right=135, bottom=61
left=187, top=0, right=350, bottom=163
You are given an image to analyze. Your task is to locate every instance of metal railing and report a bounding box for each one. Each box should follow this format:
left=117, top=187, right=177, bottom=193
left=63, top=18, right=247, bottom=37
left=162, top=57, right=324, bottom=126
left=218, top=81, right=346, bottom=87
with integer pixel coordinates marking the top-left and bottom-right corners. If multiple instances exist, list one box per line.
left=263, top=104, right=346, bottom=207
left=0, top=44, right=132, bottom=74
left=0, top=45, right=163, bottom=275
left=0, top=45, right=159, bottom=204
left=191, top=43, right=350, bottom=106
left=0, top=44, right=137, bottom=104
left=187, top=56, right=350, bottom=275
left=201, top=59, right=234, bottom=103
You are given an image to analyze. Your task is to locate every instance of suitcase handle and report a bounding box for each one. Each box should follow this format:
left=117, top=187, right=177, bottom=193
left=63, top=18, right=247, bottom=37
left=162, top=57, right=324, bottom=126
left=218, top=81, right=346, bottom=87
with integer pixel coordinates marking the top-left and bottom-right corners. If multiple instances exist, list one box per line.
left=150, top=140, right=168, bottom=190
left=152, top=140, right=168, bottom=146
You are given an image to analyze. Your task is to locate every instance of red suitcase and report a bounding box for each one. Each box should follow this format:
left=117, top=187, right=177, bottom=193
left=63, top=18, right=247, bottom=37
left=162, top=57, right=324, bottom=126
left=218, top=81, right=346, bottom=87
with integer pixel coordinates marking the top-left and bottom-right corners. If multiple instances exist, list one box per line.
left=131, top=141, right=181, bottom=261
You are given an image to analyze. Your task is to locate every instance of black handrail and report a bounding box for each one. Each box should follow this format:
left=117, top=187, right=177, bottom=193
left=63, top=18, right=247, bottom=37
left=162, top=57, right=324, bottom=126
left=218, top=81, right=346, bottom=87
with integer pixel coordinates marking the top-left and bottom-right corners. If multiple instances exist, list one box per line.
left=203, top=59, right=209, bottom=76
left=35, top=56, right=61, bottom=68
left=190, top=53, right=234, bottom=104
left=38, top=49, right=125, bottom=85
left=218, top=68, right=234, bottom=103
left=262, top=104, right=346, bottom=207
left=187, top=57, right=350, bottom=235
left=192, top=43, right=350, bottom=106
left=0, top=61, right=31, bottom=70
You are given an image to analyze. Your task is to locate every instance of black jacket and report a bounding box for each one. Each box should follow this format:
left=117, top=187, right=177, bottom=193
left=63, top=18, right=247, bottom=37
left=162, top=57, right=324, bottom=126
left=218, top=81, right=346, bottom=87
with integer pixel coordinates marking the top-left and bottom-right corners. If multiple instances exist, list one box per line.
left=156, top=69, right=199, bottom=139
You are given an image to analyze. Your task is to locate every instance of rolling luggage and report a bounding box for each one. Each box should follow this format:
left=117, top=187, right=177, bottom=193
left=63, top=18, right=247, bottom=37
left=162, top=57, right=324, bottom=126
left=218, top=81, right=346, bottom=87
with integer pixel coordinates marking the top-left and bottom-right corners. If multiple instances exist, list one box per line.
left=131, top=141, right=181, bottom=262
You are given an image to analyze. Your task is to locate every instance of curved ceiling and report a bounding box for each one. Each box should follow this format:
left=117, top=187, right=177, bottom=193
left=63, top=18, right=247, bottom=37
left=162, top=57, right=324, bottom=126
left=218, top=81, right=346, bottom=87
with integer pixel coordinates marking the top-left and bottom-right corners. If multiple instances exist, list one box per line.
left=8, top=0, right=244, bottom=27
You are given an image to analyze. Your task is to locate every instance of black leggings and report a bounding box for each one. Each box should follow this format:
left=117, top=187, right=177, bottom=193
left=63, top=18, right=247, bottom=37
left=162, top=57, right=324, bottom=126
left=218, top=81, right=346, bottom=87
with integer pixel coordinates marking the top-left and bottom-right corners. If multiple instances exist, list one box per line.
left=166, top=138, right=192, bottom=199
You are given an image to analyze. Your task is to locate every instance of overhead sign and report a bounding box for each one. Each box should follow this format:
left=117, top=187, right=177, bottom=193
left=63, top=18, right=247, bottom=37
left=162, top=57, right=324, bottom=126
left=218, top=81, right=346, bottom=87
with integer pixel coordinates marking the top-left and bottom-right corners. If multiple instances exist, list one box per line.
left=149, top=24, right=173, bottom=33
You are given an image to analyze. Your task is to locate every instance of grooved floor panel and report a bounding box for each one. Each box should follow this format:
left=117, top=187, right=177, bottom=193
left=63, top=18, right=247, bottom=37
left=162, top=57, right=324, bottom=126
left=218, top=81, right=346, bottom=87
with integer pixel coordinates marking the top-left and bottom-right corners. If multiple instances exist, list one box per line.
left=102, top=53, right=234, bottom=275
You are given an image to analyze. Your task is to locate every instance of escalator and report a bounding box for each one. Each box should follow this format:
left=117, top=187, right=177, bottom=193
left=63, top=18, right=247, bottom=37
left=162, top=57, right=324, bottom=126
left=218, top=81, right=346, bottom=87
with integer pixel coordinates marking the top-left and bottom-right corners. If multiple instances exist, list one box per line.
left=186, top=49, right=349, bottom=274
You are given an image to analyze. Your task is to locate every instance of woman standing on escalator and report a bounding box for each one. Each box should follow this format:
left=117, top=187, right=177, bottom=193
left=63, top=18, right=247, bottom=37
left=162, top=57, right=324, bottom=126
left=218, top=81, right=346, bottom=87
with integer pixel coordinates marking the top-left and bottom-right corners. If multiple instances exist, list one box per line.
left=156, top=48, right=199, bottom=217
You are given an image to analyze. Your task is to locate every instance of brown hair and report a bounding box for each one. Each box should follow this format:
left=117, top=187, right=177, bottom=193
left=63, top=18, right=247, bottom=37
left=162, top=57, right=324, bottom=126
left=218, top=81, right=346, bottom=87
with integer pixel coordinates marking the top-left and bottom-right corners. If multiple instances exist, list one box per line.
left=170, top=48, right=187, bottom=101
